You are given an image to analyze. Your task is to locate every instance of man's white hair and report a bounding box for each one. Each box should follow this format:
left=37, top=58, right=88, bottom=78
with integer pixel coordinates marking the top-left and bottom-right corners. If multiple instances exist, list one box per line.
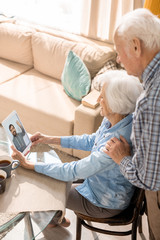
left=100, top=70, right=143, bottom=115
left=116, top=8, right=160, bottom=50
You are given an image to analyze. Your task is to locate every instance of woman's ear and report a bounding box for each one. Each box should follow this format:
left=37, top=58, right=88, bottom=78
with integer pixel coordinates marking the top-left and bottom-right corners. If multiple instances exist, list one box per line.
left=132, top=38, right=141, bottom=57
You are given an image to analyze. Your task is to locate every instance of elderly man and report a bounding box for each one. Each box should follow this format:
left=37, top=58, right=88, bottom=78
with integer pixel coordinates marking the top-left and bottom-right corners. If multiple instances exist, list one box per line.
left=104, top=8, right=160, bottom=240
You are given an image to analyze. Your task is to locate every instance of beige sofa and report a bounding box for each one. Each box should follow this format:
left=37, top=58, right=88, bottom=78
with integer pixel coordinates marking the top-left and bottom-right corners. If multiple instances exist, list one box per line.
left=0, top=20, right=116, bottom=158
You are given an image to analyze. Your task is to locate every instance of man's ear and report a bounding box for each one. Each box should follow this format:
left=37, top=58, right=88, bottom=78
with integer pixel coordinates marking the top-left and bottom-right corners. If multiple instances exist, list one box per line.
left=132, top=38, right=141, bottom=57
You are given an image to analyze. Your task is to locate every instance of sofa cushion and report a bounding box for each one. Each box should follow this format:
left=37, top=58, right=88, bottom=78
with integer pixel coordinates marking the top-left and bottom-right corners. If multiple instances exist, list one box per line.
left=72, top=44, right=116, bottom=80
left=61, top=51, right=91, bottom=101
left=0, top=23, right=33, bottom=65
left=91, top=60, right=117, bottom=91
left=0, top=58, right=33, bottom=85
left=32, top=32, right=74, bottom=81
left=0, top=69, right=80, bottom=138
left=32, top=32, right=116, bottom=80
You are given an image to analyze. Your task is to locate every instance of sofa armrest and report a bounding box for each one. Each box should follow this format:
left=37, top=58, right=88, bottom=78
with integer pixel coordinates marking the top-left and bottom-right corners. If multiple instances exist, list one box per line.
left=73, top=103, right=103, bottom=158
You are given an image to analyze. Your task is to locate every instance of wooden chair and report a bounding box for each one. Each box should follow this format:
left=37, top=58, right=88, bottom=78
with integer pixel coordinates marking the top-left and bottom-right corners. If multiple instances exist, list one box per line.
left=74, top=187, right=145, bottom=240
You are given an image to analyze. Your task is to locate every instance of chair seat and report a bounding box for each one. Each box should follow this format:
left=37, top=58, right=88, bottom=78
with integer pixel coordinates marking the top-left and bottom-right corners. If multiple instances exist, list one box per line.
left=76, top=207, right=134, bottom=225
left=74, top=188, right=145, bottom=240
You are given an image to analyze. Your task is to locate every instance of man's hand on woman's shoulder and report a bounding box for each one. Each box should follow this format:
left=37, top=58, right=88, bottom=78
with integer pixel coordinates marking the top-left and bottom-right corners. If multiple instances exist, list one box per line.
left=103, top=135, right=131, bottom=165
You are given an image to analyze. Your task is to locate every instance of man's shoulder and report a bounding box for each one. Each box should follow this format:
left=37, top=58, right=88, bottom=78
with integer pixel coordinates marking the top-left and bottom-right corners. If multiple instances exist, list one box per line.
left=148, top=82, right=160, bottom=106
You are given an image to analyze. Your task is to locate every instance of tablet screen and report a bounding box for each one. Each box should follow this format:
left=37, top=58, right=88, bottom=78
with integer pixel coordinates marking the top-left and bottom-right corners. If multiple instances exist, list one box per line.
left=2, top=111, right=32, bottom=155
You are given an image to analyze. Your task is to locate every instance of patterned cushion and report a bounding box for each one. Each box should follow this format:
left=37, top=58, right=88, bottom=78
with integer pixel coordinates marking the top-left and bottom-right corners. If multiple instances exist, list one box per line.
left=91, top=60, right=117, bottom=91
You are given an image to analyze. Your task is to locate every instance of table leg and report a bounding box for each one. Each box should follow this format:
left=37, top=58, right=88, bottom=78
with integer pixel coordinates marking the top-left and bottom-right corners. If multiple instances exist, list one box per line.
left=24, top=212, right=34, bottom=239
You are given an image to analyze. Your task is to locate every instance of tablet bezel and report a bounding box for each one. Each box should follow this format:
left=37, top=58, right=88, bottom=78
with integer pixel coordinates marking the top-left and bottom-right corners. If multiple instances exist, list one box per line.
left=2, top=110, right=32, bottom=155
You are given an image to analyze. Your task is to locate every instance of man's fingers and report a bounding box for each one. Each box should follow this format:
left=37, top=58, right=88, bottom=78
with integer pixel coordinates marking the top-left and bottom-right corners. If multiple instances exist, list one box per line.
left=106, top=141, right=111, bottom=146
left=105, top=143, right=110, bottom=151
left=110, top=136, right=129, bottom=145
left=120, top=135, right=129, bottom=144
left=103, top=148, right=109, bottom=155
left=110, top=137, right=120, bottom=143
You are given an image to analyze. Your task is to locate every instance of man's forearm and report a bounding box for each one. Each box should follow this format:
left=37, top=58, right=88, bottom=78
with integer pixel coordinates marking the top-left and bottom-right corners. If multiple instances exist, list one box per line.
left=119, top=156, right=157, bottom=190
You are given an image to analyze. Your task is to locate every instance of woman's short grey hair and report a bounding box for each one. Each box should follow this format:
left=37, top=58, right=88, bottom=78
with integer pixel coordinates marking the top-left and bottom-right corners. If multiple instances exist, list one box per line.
left=99, top=70, right=143, bottom=115
left=116, top=8, right=160, bottom=50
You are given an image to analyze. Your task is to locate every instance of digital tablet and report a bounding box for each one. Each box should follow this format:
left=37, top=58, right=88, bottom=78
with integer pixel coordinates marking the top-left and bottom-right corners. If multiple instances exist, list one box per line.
left=2, top=111, right=32, bottom=155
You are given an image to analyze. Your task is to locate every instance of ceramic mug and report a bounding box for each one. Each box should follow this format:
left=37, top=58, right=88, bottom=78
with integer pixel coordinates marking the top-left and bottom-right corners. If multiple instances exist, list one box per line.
left=0, top=169, right=7, bottom=194
left=0, top=155, right=20, bottom=178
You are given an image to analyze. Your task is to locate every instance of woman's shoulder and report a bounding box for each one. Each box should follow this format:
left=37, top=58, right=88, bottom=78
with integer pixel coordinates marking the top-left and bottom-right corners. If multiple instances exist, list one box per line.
left=113, top=115, right=133, bottom=144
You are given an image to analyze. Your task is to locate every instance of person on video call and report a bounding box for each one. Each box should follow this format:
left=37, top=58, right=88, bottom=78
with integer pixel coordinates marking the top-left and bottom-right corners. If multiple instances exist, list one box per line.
left=11, top=70, right=143, bottom=228
left=9, top=121, right=27, bottom=153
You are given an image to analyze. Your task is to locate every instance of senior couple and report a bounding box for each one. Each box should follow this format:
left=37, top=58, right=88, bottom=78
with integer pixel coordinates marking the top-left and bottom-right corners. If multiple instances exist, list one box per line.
left=12, top=8, right=160, bottom=240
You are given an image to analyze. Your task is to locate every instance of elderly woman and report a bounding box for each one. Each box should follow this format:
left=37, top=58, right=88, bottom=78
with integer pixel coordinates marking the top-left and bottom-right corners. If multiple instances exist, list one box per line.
left=11, top=70, right=143, bottom=227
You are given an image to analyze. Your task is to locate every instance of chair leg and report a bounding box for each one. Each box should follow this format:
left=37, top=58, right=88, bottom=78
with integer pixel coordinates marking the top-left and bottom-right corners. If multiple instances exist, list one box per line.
left=138, top=215, right=142, bottom=234
left=76, top=216, right=82, bottom=240
left=131, top=218, right=138, bottom=240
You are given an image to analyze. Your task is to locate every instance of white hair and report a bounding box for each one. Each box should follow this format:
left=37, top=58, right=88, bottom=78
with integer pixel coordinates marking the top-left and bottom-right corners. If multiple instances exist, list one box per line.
left=99, top=70, right=143, bottom=115
left=116, top=8, right=160, bottom=50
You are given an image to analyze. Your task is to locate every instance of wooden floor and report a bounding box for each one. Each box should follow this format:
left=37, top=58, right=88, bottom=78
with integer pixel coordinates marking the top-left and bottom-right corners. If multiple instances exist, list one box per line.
left=1, top=203, right=149, bottom=240
left=1, top=208, right=150, bottom=240
left=35, top=209, right=150, bottom=240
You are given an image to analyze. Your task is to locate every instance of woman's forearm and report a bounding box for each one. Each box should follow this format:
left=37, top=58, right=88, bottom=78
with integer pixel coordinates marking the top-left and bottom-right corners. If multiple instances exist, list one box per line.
left=48, top=136, right=61, bottom=145
left=23, top=160, right=35, bottom=170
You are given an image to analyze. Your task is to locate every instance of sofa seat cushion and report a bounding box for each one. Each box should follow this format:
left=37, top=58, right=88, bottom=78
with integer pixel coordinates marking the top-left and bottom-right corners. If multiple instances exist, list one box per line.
left=0, top=69, right=80, bottom=138
left=0, top=58, right=33, bottom=84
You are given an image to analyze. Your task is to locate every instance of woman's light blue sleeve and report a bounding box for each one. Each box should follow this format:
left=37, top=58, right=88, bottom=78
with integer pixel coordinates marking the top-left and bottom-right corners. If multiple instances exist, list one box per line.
left=34, top=151, right=114, bottom=182
left=61, top=118, right=104, bottom=151
left=61, top=133, right=96, bottom=151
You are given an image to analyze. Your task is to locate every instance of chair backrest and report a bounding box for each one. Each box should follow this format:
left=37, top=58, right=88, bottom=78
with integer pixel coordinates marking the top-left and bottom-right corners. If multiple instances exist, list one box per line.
left=128, top=187, right=145, bottom=223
